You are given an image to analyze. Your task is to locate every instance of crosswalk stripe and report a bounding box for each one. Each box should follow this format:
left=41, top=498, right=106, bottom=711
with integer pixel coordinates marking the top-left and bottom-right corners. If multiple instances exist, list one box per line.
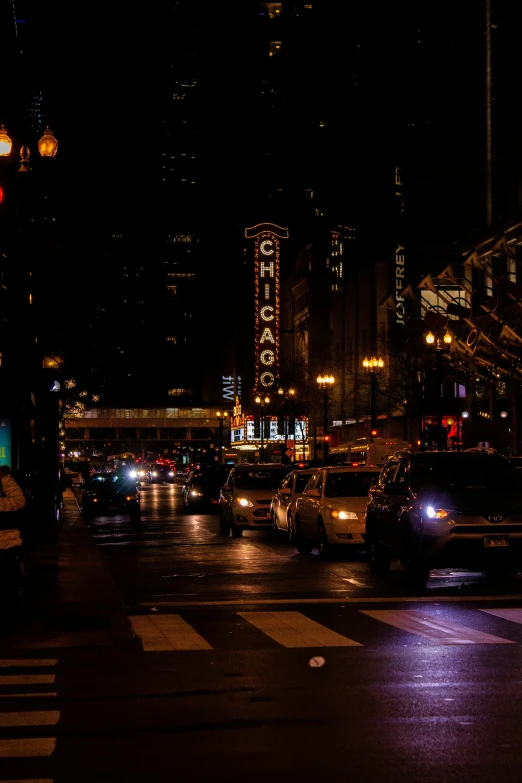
left=362, top=609, right=515, bottom=644
left=0, top=738, right=56, bottom=757
left=129, top=615, right=213, bottom=651
left=0, top=676, right=55, bottom=687
left=238, top=611, right=362, bottom=648
left=0, top=661, right=57, bottom=669
left=0, top=712, right=60, bottom=728
left=141, top=594, right=522, bottom=607
left=480, top=607, right=522, bottom=624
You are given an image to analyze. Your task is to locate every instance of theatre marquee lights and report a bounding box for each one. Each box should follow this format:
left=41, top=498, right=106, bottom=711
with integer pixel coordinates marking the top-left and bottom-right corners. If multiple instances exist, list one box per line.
left=245, top=222, right=289, bottom=392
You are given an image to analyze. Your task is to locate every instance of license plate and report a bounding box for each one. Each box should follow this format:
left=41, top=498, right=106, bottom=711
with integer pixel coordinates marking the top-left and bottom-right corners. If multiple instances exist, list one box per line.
left=484, top=536, right=509, bottom=548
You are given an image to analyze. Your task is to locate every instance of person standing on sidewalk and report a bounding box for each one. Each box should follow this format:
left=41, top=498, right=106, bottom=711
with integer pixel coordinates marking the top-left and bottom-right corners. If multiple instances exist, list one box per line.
left=0, top=464, right=25, bottom=632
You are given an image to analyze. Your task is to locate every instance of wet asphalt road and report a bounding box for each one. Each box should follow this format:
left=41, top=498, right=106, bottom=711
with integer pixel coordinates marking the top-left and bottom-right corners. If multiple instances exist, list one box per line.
left=3, top=480, right=522, bottom=782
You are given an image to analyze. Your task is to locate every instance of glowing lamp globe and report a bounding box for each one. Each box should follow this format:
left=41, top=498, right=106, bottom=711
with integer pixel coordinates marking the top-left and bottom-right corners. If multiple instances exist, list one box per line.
left=38, top=126, right=58, bottom=158
left=0, top=125, right=12, bottom=156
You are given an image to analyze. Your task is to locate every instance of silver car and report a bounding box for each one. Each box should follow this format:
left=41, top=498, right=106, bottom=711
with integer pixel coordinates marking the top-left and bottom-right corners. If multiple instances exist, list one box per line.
left=271, top=468, right=315, bottom=543
left=219, top=463, right=291, bottom=537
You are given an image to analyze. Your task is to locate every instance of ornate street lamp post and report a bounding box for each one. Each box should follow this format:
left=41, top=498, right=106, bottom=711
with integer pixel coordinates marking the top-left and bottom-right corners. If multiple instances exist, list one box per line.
left=255, top=394, right=270, bottom=463
left=425, top=330, right=452, bottom=450
left=316, top=374, right=334, bottom=463
left=362, top=356, right=384, bottom=433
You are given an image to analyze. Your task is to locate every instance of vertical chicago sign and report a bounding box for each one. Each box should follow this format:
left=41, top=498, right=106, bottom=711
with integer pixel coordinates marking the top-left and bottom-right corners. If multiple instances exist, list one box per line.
left=245, top=223, right=289, bottom=393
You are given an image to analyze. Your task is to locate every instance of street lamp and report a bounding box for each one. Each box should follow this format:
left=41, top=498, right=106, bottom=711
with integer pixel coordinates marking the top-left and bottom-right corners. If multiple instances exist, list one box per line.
left=316, top=374, right=334, bottom=463
left=277, top=386, right=298, bottom=461
left=216, top=410, right=229, bottom=463
left=362, top=356, right=384, bottom=433
left=425, top=330, right=452, bottom=450
left=255, top=394, right=270, bottom=463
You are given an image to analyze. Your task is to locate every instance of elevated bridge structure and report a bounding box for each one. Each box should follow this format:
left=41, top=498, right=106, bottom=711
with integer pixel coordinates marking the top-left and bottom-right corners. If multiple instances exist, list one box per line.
left=64, top=407, right=226, bottom=460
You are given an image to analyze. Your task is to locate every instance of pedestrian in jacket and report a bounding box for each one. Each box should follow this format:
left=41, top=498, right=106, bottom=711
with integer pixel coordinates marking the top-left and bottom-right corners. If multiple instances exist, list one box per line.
left=0, top=465, right=25, bottom=632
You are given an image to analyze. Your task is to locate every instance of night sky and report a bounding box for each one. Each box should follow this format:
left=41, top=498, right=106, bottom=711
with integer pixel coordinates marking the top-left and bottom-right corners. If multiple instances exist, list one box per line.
left=4, top=1, right=522, bottom=238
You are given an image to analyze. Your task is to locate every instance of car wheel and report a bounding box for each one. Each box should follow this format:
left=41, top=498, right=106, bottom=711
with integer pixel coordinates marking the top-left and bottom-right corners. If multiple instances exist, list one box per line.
left=294, top=516, right=313, bottom=554
left=318, top=521, right=332, bottom=558
left=366, top=537, right=391, bottom=574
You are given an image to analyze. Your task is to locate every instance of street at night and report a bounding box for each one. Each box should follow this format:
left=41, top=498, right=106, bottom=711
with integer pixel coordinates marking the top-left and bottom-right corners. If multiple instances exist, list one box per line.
left=4, top=1, right=522, bottom=781
left=2, top=483, right=522, bottom=781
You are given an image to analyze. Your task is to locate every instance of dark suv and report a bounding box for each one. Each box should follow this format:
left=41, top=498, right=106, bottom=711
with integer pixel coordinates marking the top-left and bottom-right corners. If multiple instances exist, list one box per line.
left=365, top=450, right=522, bottom=584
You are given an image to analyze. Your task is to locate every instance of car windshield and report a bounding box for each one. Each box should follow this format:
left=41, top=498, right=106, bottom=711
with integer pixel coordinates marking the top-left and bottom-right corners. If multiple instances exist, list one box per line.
left=324, top=471, right=379, bottom=497
left=235, top=468, right=290, bottom=490
left=410, top=455, right=519, bottom=491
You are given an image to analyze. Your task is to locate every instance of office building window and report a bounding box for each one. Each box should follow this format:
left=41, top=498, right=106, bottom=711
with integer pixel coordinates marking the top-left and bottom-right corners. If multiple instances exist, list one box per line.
left=260, top=2, right=282, bottom=17
left=268, top=41, right=282, bottom=56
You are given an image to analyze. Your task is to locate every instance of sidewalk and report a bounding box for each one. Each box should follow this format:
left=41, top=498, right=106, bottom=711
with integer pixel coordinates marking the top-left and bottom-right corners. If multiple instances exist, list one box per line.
left=1, top=489, right=135, bottom=650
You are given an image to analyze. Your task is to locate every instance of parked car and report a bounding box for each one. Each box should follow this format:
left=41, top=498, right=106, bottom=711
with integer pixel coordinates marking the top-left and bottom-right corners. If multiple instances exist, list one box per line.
left=181, top=464, right=232, bottom=512
left=365, top=450, right=522, bottom=584
left=293, top=466, right=381, bottom=556
left=219, top=463, right=291, bottom=536
left=80, top=472, right=140, bottom=519
left=271, top=468, right=315, bottom=543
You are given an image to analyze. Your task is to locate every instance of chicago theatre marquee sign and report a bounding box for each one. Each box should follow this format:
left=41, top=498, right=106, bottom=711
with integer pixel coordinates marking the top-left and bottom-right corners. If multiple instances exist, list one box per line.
left=245, top=222, right=289, bottom=392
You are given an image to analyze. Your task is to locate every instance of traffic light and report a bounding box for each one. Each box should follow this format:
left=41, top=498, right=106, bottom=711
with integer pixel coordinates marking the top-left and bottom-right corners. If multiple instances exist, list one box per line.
left=253, top=416, right=260, bottom=438
left=323, top=435, right=330, bottom=443
left=370, top=429, right=378, bottom=438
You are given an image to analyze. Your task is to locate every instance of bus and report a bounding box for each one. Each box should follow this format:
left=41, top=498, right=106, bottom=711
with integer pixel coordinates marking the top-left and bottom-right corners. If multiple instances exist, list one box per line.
left=329, top=437, right=411, bottom=467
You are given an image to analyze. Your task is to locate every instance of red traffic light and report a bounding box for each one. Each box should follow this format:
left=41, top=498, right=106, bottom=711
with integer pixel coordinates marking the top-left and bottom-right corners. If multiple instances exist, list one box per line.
left=370, top=429, right=378, bottom=437
left=323, top=435, right=330, bottom=442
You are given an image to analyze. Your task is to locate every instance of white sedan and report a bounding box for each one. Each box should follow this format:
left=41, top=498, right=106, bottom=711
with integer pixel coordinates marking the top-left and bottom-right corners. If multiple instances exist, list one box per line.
left=293, top=466, right=381, bottom=556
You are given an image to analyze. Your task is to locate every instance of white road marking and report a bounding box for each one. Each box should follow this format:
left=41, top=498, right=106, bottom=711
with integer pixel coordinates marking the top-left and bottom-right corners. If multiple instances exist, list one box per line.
left=129, top=615, right=213, bottom=651
left=0, top=676, right=55, bottom=687
left=238, top=611, right=362, bottom=648
left=362, top=609, right=515, bottom=644
left=0, top=738, right=56, bottom=757
left=0, top=712, right=60, bottom=727
left=0, top=661, right=57, bottom=668
left=141, top=594, right=522, bottom=607
left=480, top=607, right=522, bottom=624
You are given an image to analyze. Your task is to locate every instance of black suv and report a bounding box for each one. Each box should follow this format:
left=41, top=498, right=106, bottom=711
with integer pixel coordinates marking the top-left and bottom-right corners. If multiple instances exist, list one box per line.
left=365, top=450, right=522, bottom=584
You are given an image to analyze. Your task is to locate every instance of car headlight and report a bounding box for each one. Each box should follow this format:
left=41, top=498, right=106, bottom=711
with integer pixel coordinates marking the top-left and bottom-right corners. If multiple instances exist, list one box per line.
left=190, top=490, right=203, bottom=497
left=151, top=471, right=157, bottom=477
left=129, top=470, right=137, bottom=478
left=168, top=472, right=174, bottom=477
left=236, top=497, right=254, bottom=508
left=331, top=510, right=358, bottom=520
left=426, top=506, right=449, bottom=519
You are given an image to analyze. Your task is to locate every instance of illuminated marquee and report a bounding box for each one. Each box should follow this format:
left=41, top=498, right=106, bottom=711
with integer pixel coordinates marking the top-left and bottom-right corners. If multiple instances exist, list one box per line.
left=245, top=222, right=289, bottom=392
